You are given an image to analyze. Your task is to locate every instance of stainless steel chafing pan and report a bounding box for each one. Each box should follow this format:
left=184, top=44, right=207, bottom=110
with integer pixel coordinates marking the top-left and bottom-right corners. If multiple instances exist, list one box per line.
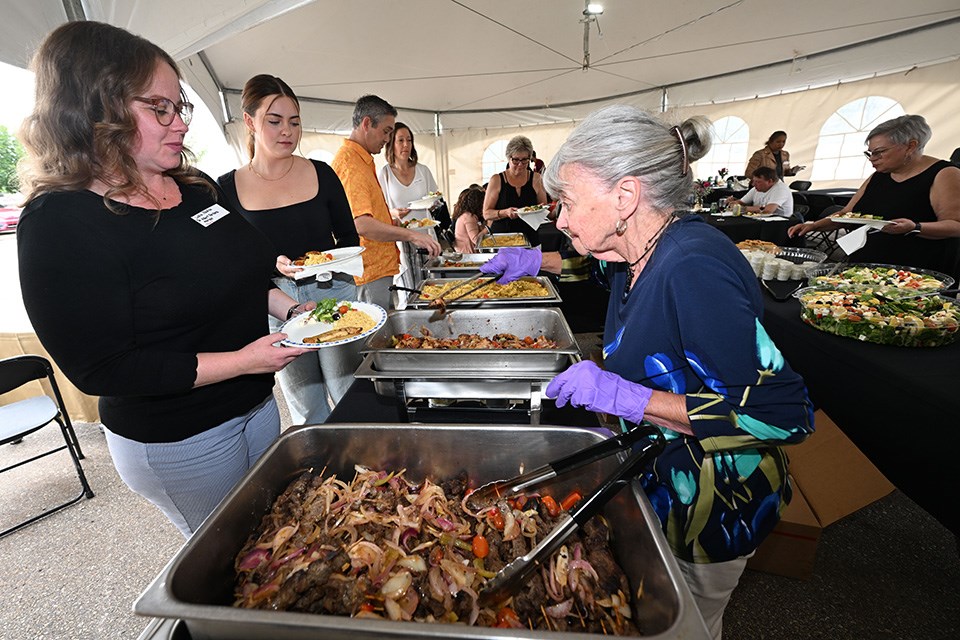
left=423, top=253, right=494, bottom=278
left=403, top=276, right=561, bottom=308
left=360, top=307, right=579, bottom=372
left=134, top=424, right=709, bottom=640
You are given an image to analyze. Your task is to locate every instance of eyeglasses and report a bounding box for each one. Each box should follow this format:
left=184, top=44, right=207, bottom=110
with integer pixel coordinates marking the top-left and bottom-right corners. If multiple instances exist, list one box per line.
left=133, top=97, right=194, bottom=126
left=509, top=157, right=531, bottom=165
left=863, top=145, right=895, bottom=159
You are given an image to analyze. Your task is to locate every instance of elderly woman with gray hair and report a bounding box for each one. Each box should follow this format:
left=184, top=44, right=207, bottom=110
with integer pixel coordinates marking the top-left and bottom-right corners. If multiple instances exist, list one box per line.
left=479, top=105, right=814, bottom=639
left=482, top=134, right=548, bottom=246
left=789, top=114, right=960, bottom=276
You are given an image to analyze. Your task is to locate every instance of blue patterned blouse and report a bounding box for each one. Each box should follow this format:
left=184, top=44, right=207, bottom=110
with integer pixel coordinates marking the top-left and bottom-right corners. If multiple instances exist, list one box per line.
left=602, top=215, right=814, bottom=563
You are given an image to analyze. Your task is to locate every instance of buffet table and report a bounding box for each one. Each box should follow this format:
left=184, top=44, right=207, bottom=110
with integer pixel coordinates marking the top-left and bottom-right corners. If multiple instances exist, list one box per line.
left=694, top=212, right=795, bottom=246
left=763, top=294, right=959, bottom=535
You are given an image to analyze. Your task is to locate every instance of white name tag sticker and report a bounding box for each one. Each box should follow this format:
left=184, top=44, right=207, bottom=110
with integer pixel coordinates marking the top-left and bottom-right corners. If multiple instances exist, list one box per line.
left=192, top=204, right=230, bottom=227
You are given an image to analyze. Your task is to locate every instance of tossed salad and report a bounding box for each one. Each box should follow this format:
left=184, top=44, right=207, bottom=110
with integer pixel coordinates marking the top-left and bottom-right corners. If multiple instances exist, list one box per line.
left=798, top=288, right=960, bottom=347
left=809, top=265, right=947, bottom=298
left=308, top=298, right=352, bottom=323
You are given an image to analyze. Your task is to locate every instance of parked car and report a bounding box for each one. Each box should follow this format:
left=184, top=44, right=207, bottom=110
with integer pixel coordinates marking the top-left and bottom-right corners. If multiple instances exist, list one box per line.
left=0, top=207, right=21, bottom=233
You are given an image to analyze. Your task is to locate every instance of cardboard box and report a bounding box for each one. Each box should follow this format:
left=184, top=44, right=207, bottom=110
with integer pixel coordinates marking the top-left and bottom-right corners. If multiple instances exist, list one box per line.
left=746, top=410, right=894, bottom=579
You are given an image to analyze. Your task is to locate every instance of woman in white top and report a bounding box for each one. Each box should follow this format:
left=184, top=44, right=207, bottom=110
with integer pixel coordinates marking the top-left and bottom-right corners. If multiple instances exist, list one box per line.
left=378, top=122, right=438, bottom=218
left=377, top=123, right=441, bottom=306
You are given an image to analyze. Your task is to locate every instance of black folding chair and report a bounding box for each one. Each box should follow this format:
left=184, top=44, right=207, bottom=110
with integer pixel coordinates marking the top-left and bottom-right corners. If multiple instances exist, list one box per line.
left=0, top=354, right=94, bottom=538
left=804, top=205, right=845, bottom=257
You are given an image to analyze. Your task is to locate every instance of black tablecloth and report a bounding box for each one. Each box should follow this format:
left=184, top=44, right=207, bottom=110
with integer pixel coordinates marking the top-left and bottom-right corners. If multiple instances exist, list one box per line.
left=327, top=378, right=601, bottom=428
left=763, top=295, right=960, bottom=535
left=694, top=213, right=794, bottom=246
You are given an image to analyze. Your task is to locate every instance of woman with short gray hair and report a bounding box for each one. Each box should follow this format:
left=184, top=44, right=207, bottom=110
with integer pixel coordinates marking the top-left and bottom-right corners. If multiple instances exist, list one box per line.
left=481, top=104, right=814, bottom=639
left=789, top=114, right=960, bottom=276
left=482, top=134, right=548, bottom=245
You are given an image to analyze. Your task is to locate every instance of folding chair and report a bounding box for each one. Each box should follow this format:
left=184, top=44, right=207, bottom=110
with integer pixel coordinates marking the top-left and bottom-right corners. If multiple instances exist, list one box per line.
left=0, top=354, right=94, bottom=538
left=804, top=205, right=845, bottom=257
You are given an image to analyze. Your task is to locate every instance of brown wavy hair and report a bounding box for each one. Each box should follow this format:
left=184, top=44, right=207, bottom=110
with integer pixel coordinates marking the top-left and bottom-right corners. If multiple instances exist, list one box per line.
left=453, top=186, right=484, bottom=222
left=17, top=21, right=210, bottom=212
left=241, top=74, right=300, bottom=160
left=384, top=122, right=418, bottom=167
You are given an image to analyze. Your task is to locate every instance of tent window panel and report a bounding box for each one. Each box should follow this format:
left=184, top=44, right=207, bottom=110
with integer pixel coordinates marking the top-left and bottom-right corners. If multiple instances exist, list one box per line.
left=811, top=158, right=839, bottom=182
left=696, top=116, right=749, bottom=179
left=836, top=156, right=869, bottom=180
left=482, top=140, right=509, bottom=184
left=812, top=96, right=905, bottom=181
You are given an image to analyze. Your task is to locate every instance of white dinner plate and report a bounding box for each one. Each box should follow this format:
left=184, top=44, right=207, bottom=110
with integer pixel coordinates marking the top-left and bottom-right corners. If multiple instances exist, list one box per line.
left=408, top=195, right=441, bottom=209
left=293, top=246, right=365, bottom=271
left=832, top=217, right=892, bottom=229
left=403, top=218, right=440, bottom=232
left=279, top=301, right=387, bottom=349
left=517, top=206, right=550, bottom=229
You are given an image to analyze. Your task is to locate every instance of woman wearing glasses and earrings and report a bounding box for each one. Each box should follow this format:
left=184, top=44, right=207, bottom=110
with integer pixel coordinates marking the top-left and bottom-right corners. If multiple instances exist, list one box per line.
left=17, top=22, right=310, bottom=537
left=789, top=115, right=960, bottom=278
left=482, top=135, right=549, bottom=246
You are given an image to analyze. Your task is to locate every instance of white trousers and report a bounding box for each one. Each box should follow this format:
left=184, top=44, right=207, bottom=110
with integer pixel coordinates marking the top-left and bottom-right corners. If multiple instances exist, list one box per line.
left=675, top=553, right=751, bottom=640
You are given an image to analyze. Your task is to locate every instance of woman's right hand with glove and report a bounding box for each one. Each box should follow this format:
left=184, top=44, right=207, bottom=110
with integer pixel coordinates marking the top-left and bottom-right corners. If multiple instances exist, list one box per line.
left=479, top=247, right=543, bottom=283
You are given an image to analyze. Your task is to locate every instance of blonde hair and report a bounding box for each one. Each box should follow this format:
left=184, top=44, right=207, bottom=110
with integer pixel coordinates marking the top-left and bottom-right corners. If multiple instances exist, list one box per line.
left=17, top=21, right=210, bottom=213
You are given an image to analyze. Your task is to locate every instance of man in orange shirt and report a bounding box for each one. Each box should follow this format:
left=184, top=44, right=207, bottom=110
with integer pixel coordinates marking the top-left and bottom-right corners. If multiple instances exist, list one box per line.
left=332, top=95, right=440, bottom=309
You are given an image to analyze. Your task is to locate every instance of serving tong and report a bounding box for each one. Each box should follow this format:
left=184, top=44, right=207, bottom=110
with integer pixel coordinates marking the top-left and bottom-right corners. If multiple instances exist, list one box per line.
left=474, top=424, right=666, bottom=607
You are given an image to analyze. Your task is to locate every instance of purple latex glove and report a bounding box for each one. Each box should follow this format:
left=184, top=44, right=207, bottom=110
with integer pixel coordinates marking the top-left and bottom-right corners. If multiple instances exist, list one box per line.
left=479, top=247, right=543, bottom=283
left=545, top=361, right=653, bottom=424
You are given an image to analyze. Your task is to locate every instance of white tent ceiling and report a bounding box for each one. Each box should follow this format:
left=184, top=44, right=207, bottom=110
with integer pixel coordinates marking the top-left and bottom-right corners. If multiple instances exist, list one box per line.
left=1, top=0, right=959, bottom=135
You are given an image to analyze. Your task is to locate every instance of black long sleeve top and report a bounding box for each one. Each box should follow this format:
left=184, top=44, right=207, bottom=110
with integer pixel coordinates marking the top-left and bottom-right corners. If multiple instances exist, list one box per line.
left=218, top=159, right=360, bottom=259
left=17, top=177, right=277, bottom=442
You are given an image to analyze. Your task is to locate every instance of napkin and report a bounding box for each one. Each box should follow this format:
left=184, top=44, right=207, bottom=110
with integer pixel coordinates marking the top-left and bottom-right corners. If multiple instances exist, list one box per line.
left=837, top=224, right=869, bottom=255
left=293, top=255, right=365, bottom=281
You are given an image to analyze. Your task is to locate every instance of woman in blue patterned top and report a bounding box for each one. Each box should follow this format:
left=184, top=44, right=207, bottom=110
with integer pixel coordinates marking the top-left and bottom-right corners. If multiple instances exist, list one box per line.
left=481, top=105, right=814, bottom=639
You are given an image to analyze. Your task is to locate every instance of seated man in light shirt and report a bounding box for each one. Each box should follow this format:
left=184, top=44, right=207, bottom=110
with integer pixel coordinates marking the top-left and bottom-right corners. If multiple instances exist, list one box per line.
left=727, top=166, right=795, bottom=219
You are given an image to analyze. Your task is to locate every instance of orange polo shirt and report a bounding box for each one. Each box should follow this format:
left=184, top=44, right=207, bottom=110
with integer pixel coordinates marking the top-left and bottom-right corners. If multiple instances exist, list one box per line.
left=331, top=138, right=400, bottom=286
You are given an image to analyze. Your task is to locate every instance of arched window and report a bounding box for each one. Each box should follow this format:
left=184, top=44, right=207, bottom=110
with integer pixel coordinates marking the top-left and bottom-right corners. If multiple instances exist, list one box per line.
left=811, top=97, right=905, bottom=182
left=695, top=116, right=749, bottom=180
left=481, top=140, right=508, bottom=184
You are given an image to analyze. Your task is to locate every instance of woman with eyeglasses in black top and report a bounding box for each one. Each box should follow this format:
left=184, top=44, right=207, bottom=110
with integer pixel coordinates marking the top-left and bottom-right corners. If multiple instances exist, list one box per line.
left=482, top=135, right=548, bottom=246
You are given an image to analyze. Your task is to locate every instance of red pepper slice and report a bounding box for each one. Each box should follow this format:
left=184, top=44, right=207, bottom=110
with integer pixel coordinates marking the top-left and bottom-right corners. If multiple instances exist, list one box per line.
left=541, top=495, right=561, bottom=518
left=560, top=490, right=583, bottom=511
left=472, top=534, right=489, bottom=558
left=488, top=508, right=505, bottom=530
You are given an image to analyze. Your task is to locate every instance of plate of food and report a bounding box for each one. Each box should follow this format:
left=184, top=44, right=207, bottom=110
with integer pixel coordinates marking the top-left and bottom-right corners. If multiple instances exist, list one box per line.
left=291, top=246, right=364, bottom=269
left=401, top=217, right=440, bottom=231
left=517, top=205, right=550, bottom=229
left=735, top=239, right=780, bottom=254
left=279, top=299, right=386, bottom=348
left=407, top=191, right=442, bottom=209
left=831, top=212, right=892, bottom=228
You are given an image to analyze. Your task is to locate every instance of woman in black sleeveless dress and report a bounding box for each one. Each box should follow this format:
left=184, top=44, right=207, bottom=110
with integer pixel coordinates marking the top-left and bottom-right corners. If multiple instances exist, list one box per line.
left=482, top=135, right=548, bottom=246
left=789, top=115, right=960, bottom=279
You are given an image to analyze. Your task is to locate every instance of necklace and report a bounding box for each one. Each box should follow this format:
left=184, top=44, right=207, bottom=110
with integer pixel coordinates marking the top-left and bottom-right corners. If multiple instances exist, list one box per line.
left=624, top=213, right=675, bottom=295
left=248, top=157, right=295, bottom=182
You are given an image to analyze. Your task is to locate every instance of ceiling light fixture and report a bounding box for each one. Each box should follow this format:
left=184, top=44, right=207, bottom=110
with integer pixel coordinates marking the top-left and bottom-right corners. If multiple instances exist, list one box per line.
left=581, top=2, right=604, bottom=70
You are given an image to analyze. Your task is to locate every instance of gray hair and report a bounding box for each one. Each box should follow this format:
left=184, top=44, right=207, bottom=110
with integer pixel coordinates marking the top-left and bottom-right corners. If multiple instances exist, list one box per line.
left=352, top=94, right=397, bottom=129
left=866, top=114, right=931, bottom=153
left=543, top=105, right=712, bottom=211
left=505, top=135, right=535, bottom=159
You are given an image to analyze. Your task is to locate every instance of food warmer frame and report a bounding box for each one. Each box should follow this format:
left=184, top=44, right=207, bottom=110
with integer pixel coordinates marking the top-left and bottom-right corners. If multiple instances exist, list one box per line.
left=356, top=308, right=578, bottom=424
left=135, top=424, right=710, bottom=640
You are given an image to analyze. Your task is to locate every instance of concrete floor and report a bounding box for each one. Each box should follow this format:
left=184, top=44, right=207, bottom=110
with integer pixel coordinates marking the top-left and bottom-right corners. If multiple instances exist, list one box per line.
left=2, top=398, right=958, bottom=639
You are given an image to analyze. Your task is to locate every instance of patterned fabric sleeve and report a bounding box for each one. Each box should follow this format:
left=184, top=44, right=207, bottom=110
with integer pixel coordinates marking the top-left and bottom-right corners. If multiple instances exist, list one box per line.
left=664, top=254, right=814, bottom=453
